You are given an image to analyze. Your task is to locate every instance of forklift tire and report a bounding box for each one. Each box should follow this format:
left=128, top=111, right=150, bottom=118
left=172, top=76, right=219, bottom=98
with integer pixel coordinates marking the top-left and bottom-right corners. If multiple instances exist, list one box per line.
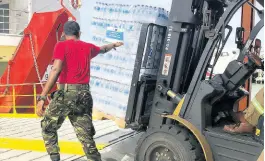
left=135, top=125, right=205, bottom=161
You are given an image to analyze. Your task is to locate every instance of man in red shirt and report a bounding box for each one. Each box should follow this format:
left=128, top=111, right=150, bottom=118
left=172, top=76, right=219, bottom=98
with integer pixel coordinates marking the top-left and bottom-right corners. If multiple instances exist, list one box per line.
left=36, top=21, right=123, bottom=161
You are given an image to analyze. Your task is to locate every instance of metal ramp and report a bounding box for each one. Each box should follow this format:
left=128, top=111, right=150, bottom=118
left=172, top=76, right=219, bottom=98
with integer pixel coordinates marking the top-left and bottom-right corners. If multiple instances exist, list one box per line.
left=0, top=118, right=139, bottom=161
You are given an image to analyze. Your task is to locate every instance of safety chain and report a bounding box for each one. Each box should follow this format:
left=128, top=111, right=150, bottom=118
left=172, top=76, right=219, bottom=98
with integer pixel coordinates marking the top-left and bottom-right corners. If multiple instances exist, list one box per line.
left=29, top=34, right=50, bottom=102
left=1, top=36, right=26, bottom=95
left=29, top=34, right=43, bottom=89
left=2, top=64, right=11, bottom=95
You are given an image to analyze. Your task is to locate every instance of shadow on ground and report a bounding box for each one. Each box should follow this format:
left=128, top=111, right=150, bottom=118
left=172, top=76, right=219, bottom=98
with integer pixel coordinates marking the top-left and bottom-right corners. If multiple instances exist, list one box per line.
left=104, top=159, right=118, bottom=161
left=73, top=133, right=142, bottom=161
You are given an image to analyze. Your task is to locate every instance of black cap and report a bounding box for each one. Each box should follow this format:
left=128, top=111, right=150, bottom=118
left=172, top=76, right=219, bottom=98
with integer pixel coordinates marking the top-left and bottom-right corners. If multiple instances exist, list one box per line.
left=63, top=21, right=80, bottom=36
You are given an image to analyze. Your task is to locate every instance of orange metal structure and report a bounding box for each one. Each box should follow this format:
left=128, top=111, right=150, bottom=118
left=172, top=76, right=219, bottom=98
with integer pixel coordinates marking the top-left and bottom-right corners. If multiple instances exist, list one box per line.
left=0, top=9, right=69, bottom=113
left=238, top=0, right=255, bottom=112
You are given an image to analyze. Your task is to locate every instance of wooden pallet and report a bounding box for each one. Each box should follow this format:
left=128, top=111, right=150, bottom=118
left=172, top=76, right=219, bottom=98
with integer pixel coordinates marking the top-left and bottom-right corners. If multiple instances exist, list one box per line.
left=92, top=108, right=126, bottom=128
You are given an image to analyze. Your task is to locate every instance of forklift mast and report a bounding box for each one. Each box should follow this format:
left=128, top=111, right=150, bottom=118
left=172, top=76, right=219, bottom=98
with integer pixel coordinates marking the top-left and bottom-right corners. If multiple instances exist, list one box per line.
left=148, top=0, right=225, bottom=127
left=126, top=0, right=264, bottom=160
left=126, top=0, right=225, bottom=128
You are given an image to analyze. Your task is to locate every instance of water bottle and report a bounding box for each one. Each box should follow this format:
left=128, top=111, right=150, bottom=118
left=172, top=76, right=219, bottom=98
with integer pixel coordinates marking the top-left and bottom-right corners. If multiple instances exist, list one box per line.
left=93, top=19, right=100, bottom=35
left=119, top=4, right=124, bottom=20
left=109, top=67, right=115, bottom=81
left=138, top=5, right=143, bottom=22
left=119, top=55, right=125, bottom=68
left=98, top=79, right=103, bottom=93
left=105, top=53, right=113, bottom=64
left=126, top=71, right=132, bottom=83
left=104, top=80, right=110, bottom=96
left=147, top=6, right=153, bottom=22
left=97, top=2, right=102, bottom=18
left=91, top=20, right=97, bottom=36
left=108, top=3, right=113, bottom=19
left=152, top=7, right=158, bottom=22
left=127, top=5, right=133, bottom=21
left=135, top=5, right=140, bottom=22
left=99, top=3, right=104, bottom=18
left=90, top=77, right=96, bottom=91
left=100, top=19, right=106, bottom=34
left=133, top=22, right=142, bottom=39
left=90, top=77, right=95, bottom=87
left=132, top=5, right=138, bottom=21
left=141, top=5, right=148, bottom=22
left=124, top=5, right=130, bottom=21
left=112, top=83, right=118, bottom=97
left=110, top=4, right=114, bottom=19
left=156, top=7, right=161, bottom=24
left=162, top=8, right=167, bottom=24
left=94, top=2, right=99, bottom=17
left=95, top=64, right=101, bottom=77
left=124, top=85, right=130, bottom=96
left=119, top=4, right=124, bottom=19
left=104, top=3, right=108, bottom=18
left=101, top=3, right=106, bottom=18
left=113, top=4, right=118, bottom=19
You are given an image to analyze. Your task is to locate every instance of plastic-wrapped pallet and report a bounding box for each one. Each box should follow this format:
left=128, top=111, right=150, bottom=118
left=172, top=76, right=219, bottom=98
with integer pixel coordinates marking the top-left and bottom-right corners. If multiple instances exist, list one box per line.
left=90, top=1, right=169, bottom=119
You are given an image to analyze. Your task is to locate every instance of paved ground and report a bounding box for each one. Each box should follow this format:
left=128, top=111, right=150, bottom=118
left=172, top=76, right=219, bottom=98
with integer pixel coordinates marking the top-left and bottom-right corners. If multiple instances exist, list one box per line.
left=0, top=133, right=141, bottom=161
left=0, top=119, right=133, bottom=143
left=0, top=83, right=263, bottom=161
left=0, top=118, right=137, bottom=161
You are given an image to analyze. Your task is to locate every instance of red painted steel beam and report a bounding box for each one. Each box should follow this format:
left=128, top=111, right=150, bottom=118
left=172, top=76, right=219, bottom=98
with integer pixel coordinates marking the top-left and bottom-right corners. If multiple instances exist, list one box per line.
left=238, top=0, right=255, bottom=112
left=0, top=9, right=68, bottom=113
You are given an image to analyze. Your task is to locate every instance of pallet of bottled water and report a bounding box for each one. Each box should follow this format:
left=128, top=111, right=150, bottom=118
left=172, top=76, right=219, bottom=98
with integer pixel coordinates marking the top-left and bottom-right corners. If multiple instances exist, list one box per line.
left=89, top=1, right=169, bottom=119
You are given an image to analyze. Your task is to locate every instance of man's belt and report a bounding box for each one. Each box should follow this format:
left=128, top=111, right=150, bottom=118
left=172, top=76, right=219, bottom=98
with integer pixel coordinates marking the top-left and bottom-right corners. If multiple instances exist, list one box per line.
left=58, top=84, right=90, bottom=91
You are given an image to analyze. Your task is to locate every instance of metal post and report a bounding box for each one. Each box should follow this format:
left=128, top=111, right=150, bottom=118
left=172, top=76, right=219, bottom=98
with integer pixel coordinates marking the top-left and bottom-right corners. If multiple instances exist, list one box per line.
left=12, top=85, right=16, bottom=114
left=33, top=84, right=37, bottom=114
left=239, top=0, right=255, bottom=110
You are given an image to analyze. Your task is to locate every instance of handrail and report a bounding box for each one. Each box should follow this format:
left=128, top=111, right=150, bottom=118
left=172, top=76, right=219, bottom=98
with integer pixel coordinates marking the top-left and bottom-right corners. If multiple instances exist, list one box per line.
left=0, top=82, right=57, bottom=116
left=0, top=82, right=47, bottom=87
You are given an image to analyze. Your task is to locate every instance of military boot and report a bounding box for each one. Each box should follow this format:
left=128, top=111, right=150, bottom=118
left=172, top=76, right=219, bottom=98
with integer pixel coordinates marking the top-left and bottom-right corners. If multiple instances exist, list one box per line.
left=50, top=153, right=60, bottom=161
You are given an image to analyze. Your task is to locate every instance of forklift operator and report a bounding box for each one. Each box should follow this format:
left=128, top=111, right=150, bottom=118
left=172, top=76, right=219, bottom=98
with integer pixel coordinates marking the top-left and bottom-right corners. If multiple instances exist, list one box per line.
left=224, top=40, right=264, bottom=135
left=224, top=87, right=264, bottom=134
left=35, top=21, right=123, bottom=161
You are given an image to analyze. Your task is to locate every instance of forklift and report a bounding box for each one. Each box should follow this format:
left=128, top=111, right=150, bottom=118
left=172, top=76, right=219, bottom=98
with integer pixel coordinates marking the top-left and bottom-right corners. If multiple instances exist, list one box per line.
left=125, top=0, right=264, bottom=160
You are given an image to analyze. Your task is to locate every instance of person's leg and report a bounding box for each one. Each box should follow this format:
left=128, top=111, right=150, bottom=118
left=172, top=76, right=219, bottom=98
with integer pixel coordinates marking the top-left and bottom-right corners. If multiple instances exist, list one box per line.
left=41, top=100, right=67, bottom=161
left=68, top=89, right=100, bottom=161
left=224, top=87, right=264, bottom=134
left=69, top=113, right=101, bottom=161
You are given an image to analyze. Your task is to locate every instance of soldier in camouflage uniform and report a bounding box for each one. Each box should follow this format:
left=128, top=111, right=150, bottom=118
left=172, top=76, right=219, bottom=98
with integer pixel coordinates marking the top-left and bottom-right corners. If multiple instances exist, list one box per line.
left=41, top=85, right=100, bottom=161
left=36, top=21, right=123, bottom=161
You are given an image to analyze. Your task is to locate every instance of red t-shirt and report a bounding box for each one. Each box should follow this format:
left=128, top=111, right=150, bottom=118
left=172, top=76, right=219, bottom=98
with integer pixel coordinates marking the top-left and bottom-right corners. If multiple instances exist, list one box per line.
left=52, top=40, right=100, bottom=84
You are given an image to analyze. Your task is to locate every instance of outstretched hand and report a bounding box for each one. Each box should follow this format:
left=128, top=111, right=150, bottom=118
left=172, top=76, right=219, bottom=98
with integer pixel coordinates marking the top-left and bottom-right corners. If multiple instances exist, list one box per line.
left=114, top=42, right=124, bottom=48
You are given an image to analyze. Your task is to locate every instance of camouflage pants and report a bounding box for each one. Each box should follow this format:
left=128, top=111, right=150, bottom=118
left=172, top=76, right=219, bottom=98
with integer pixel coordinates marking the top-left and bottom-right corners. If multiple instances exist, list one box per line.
left=41, top=87, right=101, bottom=161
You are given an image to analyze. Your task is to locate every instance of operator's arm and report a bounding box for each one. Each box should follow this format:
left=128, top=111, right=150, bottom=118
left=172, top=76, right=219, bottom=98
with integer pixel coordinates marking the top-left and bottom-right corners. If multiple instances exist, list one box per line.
left=40, top=60, right=63, bottom=97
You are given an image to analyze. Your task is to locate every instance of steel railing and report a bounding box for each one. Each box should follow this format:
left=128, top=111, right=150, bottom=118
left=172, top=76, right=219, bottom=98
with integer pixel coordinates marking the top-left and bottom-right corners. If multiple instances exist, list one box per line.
left=0, top=82, right=56, bottom=118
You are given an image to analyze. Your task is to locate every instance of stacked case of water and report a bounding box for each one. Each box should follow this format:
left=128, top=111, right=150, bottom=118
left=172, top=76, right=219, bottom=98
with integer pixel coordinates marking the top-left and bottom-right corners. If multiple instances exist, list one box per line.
left=90, top=1, right=169, bottom=118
